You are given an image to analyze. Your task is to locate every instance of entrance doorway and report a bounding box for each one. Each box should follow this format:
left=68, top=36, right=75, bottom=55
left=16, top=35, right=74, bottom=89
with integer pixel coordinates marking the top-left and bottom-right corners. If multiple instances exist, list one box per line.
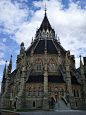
left=55, top=92, right=58, bottom=102
left=33, top=102, right=35, bottom=107
left=10, top=101, right=12, bottom=107
left=55, top=92, right=58, bottom=99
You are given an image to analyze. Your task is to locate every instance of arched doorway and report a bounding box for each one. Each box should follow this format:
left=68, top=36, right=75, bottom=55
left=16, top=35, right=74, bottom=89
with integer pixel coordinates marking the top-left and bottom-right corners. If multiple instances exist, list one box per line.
left=55, top=92, right=58, bottom=99
left=55, top=91, right=58, bottom=102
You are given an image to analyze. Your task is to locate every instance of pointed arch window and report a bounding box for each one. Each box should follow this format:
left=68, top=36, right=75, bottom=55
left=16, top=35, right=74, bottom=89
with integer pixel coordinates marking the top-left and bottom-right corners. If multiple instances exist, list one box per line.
left=38, top=87, right=41, bottom=96
left=43, top=32, right=45, bottom=38
left=34, top=87, right=36, bottom=96
left=29, top=87, right=31, bottom=96
left=47, top=32, right=49, bottom=38
left=50, top=63, right=55, bottom=71
left=36, top=59, right=42, bottom=71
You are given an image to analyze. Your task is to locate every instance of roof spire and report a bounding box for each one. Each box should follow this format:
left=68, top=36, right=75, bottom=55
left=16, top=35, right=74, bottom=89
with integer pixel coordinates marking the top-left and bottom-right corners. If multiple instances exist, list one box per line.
left=44, top=2, right=47, bottom=15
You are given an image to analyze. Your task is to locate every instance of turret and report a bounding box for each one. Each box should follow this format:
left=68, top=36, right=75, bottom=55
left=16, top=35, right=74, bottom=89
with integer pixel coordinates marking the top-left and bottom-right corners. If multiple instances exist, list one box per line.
left=8, top=55, right=12, bottom=73
left=80, top=55, right=86, bottom=93
left=31, top=47, right=34, bottom=65
left=1, top=61, right=7, bottom=95
left=57, top=47, right=61, bottom=65
left=65, top=51, right=73, bottom=104
left=20, top=42, right=25, bottom=55
left=3, top=61, right=7, bottom=81
left=5, top=55, right=12, bottom=91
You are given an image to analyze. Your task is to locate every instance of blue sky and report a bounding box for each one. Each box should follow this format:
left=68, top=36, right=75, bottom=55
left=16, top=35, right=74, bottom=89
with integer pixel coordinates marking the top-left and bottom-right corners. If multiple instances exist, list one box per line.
left=0, top=0, right=86, bottom=92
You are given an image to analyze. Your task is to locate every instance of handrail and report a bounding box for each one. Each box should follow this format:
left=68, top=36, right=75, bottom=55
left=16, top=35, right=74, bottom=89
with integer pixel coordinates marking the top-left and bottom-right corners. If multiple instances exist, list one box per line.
left=69, top=67, right=81, bottom=84
left=58, top=65, right=66, bottom=82
left=26, top=66, right=33, bottom=82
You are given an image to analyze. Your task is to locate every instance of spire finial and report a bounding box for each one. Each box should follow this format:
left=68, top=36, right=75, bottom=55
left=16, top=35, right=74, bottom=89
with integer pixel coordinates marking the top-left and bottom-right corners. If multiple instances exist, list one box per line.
left=44, top=2, right=47, bottom=14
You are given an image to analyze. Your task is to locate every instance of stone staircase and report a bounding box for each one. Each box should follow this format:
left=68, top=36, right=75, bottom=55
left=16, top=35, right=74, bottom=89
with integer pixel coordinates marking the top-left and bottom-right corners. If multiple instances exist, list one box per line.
left=55, top=99, right=70, bottom=110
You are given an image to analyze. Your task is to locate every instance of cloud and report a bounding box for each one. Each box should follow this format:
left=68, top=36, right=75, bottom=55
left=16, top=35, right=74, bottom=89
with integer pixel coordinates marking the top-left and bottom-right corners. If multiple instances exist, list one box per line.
left=0, top=0, right=86, bottom=68
left=0, top=42, right=7, bottom=51
left=2, top=38, right=6, bottom=42
left=15, top=50, right=20, bottom=54
left=0, top=60, right=9, bottom=65
left=0, top=0, right=29, bottom=34
left=0, top=52, right=5, bottom=58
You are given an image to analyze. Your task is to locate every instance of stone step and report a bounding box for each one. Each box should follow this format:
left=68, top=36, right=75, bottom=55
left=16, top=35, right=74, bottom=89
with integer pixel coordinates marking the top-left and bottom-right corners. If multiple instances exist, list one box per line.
left=55, top=99, right=70, bottom=110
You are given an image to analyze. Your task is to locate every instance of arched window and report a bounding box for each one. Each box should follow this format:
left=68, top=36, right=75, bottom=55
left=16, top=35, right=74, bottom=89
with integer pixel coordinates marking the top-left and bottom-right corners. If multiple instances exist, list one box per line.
left=47, top=32, right=48, bottom=38
left=77, top=90, right=79, bottom=97
left=38, top=87, right=41, bottom=96
left=62, top=88, right=64, bottom=96
left=49, top=87, right=51, bottom=96
left=34, top=87, right=36, bottom=96
left=43, top=32, right=45, bottom=38
left=52, top=64, right=55, bottom=71
left=74, top=89, right=76, bottom=97
left=50, top=63, right=55, bottom=71
left=29, top=87, right=31, bottom=96
left=36, top=59, right=41, bottom=71
left=49, top=59, right=56, bottom=71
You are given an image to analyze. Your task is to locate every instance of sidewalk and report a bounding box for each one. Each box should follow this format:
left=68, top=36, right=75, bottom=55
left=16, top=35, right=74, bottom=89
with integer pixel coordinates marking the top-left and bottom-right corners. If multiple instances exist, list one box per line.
left=0, top=109, right=19, bottom=115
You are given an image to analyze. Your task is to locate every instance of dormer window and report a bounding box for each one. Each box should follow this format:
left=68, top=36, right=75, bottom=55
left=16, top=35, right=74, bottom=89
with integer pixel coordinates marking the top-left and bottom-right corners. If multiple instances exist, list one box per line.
left=50, top=63, right=55, bottom=71
left=47, top=32, right=48, bottom=38
left=37, top=64, right=41, bottom=71
left=36, top=59, right=42, bottom=71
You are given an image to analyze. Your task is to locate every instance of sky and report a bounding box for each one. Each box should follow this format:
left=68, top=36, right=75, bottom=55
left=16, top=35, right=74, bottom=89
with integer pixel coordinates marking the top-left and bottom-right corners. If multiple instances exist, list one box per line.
left=0, top=0, right=86, bottom=92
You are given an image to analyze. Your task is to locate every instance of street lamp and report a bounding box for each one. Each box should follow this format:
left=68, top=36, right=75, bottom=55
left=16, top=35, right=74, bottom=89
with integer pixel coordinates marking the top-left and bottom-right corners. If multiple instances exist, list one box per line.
left=66, top=91, right=69, bottom=103
left=14, top=96, right=18, bottom=109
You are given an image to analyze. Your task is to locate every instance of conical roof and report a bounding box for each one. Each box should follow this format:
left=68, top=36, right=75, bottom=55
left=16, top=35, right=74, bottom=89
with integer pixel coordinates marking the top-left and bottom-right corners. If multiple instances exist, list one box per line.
left=39, top=12, right=52, bottom=31
left=36, top=12, right=55, bottom=37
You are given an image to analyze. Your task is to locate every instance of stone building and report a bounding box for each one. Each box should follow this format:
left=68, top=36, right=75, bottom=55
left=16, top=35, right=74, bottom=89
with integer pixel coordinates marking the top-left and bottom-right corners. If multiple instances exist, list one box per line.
left=1, top=10, right=86, bottom=110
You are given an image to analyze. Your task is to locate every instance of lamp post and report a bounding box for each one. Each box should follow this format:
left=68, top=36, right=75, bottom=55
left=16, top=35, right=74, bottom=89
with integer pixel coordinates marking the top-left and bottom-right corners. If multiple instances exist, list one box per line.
left=66, top=90, right=69, bottom=103
left=14, top=96, right=18, bottom=110
left=66, top=90, right=71, bottom=108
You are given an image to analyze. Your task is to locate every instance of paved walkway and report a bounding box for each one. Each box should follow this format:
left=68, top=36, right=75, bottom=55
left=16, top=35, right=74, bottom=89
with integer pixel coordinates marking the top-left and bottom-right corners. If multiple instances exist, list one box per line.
left=17, top=110, right=86, bottom=115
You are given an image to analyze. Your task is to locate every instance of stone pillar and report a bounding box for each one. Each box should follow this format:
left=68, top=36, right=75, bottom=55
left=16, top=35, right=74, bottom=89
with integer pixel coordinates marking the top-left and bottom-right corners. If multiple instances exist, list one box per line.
left=17, top=46, right=26, bottom=109
left=80, top=55, right=86, bottom=93
left=1, top=61, right=7, bottom=95
left=17, top=66, right=26, bottom=109
left=65, top=51, right=73, bottom=100
left=1, top=67, right=11, bottom=108
left=80, top=55, right=86, bottom=107
left=43, top=47, right=49, bottom=109
left=31, top=47, right=34, bottom=65
left=57, top=47, right=61, bottom=65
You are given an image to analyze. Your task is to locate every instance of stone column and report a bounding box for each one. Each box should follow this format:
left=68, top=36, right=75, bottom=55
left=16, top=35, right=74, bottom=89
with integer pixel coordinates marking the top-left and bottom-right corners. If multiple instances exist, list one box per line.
left=43, top=47, right=49, bottom=109
left=31, top=47, right=34, bottom=65
left=1, top=67, right=11, bottom=108
left=57, top=47, right=61, bottom=65
left=80, top=55, right=86, bottom=107
left=65, top=51, right=73, bottom=106
left=17, top=66, right=26, bottom=109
